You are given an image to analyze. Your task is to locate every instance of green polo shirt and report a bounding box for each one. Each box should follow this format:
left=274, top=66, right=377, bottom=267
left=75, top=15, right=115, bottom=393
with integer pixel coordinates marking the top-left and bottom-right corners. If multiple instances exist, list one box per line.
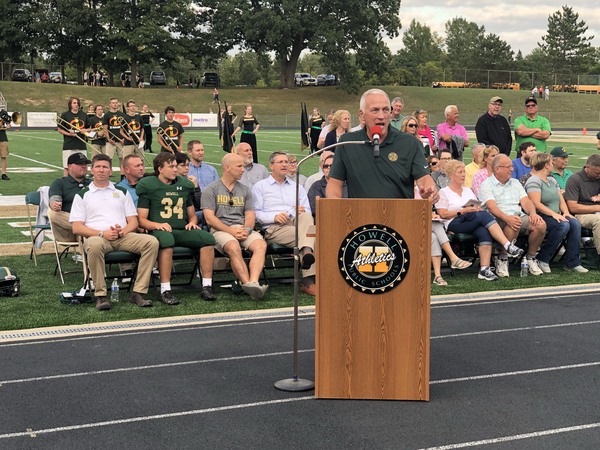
left=390, top=114, right=404, bottom=131
left=551, top=168, right=572, bottom=190
left=513, top=114, right=551, bottom=152
left=48, top=175, right=91, bottom=212
left=330, top=126, right=429, bottom=199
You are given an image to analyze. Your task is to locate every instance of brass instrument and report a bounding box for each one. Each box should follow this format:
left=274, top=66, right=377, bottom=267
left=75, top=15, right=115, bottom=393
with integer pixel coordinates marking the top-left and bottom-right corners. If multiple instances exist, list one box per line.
left=117, top=116, right=145, bottom=150
left=0, top=111, right=22, bottom=127
left=156, top=126, right=177, bottom=154
left=54, top=115, right=94, bottom=149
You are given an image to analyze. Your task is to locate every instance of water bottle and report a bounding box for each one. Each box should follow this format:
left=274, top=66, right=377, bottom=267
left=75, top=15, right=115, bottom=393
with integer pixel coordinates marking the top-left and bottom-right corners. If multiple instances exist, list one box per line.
left=520, top=258, right=529, bottom=277
left=110, top=278, right=120, bottom=302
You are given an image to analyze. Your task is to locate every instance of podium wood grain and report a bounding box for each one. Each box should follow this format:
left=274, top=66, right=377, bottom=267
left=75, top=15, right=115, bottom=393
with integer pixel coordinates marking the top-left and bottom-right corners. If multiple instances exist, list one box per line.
left=315, top=198, right=431, bottom=400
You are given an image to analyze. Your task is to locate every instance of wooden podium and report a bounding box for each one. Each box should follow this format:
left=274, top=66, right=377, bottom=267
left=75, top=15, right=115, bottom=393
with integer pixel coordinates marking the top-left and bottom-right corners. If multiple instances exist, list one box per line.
left=315, top=198, right=431, bottom=400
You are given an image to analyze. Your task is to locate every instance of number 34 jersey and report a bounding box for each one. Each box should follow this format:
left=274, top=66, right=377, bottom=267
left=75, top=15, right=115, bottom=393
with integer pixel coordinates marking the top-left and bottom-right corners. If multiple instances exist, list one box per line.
left=136, top=175, right=195, bottom=230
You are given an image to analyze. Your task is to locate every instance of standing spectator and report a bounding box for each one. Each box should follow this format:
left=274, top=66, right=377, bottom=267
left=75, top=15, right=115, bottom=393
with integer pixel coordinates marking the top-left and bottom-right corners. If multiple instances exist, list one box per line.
left=512, top=142, right=536, bottom=180
left=57, top=96, right=90, bottom=177
left=390, top=97, right=404, bottom=131
left=83, top=71, right=88, bottom=86
left=544, top=86, right=550, bottom=101
left=35, top=71, right=41, bottom=83
left=514, top=96, right=552, bottom=152
left=436, top=104, right=469, bottom=160
left=323, top=109, right=351, bottom=148
left=550, top=146, right=573, bottom=191
left=308, top=108, right=325, bottom=153
left=478, top=154, right=547, bottom=277
left=140, top=104, right=155, bottom=153
left=137, top=73, right=144, bottom=88
left=70, top=154, right=159, bottom=310
left=563, top=154, right=600, bottom=259
left=0, top=115, right=11, bottom=180
left=539, top=85, right=543, bottom=99
left=465, top=143, right=485, bottom=188
left=212, top=87, right=219, bottom=103
left=475, top=96, right=512, bottom=156
left=317, top=109, right=335, bottom=149
left=532, top=86, right=538, bottom=100
left=232, top=105, right=260, bottom=163
left=525, top=153, right=587, bottom=273
left=508, top=109, right=513, bottom=124
left=157, top=106, right=184, bottom=153
left=202, top=153, right=269, bottom=300
left=415, top=109, right=437, bottom=156
left=235, top=142, right=269, bottom=190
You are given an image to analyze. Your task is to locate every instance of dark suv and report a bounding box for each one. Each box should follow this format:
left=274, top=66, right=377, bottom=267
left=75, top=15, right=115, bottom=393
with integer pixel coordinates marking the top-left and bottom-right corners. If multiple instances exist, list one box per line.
left=149, top=71, right=166, bottom=85
left=201, top=72, right=220, bottom=87
left=11, top=69, right=32, bottom=82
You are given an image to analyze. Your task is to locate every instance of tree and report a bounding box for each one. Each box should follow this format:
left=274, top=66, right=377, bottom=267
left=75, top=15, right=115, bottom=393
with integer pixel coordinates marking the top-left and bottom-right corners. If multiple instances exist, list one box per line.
left=538, top=6, right=595, bottom=75
left=199, top=0, right=402, bottom=90
left=444, top=17, right=484, bottom=71
left=396, top=20, right=445, bottom=71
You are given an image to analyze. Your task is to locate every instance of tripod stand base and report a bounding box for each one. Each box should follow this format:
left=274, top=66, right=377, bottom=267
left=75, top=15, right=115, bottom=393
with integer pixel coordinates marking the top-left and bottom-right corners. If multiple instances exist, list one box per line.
left=274, top=377, right=315, bottom=392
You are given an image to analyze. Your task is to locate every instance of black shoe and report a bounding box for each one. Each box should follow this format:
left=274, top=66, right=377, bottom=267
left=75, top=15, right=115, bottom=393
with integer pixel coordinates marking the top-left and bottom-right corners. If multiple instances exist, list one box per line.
left=160, top=290, right=180, bottom=305
left=129, top=292, right=153, bottom=307
left=1, top=174, right=9, bottom=180
left=301, top=253, right=315, bottom=270
left=200, top=285, right=216, bottom=301
left=95, top=295, right=111, bottom=311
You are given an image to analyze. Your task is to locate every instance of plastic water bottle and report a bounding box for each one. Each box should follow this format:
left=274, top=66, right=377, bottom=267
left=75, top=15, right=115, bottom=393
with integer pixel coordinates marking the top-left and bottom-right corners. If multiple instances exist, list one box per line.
left=520, top=259, right=529, bottom=277
left=110, top=278, right=120, bottom=302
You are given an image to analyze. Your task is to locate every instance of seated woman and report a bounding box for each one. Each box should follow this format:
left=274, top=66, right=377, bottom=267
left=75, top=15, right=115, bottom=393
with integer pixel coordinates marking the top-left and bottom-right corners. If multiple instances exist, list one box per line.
left=307, top=154, right=347, bottom=219
left=524, top=152, right=588, bottom=273
left=435, top=160, right=524, bottom=281
left=471, top=145, right=498, bottom=196
left=415, top=186, right=472, bottom=286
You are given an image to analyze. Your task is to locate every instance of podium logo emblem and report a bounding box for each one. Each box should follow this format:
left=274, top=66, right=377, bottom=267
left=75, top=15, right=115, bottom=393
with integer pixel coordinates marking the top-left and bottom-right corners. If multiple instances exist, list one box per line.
left=338, top=224, right=409, bottom=294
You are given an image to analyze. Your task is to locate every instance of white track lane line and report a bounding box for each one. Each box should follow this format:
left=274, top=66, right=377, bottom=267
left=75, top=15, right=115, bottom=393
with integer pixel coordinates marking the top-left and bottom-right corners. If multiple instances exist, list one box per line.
left=418, top=422, right=600, bottom=449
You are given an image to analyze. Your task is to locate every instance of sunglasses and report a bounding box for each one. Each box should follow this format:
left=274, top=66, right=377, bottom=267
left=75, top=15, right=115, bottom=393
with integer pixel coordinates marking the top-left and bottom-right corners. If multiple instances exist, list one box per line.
left=228, top=195, right=234, bottom=206
left=323, top=164, right=332, bottom=169
left=429, top=161, right=438, bottom=166
left=407, top=123, right=417, bottom=128
left=525, top=104, right=537, bottom=108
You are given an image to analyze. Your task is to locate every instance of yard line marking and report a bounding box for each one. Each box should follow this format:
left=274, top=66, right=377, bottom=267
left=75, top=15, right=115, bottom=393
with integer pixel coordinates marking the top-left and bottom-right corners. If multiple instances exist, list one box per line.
left=0, top=396, right=314, bottom=440
left=10, top=153, right=63, bottom=170
left=418, top=422, right=600, bottom=449
left=432, top=319, right=600, bottom=339
left=430, top=361, right=600, bottom=384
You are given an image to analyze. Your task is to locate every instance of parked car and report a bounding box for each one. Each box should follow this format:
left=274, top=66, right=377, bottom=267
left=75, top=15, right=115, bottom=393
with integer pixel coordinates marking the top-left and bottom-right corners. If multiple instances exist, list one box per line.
left=49, top=72, right=65, bottom=83
left=149, top=71, right=166, bottom=85
left=294, top=73, right=317, bottom=86
left=201, top=72, right=220, bottom=87
left=11, top=69, right=32, bottom=82
left=316, top=74, right=337, bottom=86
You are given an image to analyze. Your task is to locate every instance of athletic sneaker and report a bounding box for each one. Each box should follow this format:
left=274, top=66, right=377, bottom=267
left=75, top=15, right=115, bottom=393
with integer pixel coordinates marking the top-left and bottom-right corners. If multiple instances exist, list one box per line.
left=564, top=265, right=589, bottom=273
left=506, top=243, right=524, bottom=259
left=537, top=261, right=552, bottom=273
left=478, top=268, right=498, bottom=281
left=527, top=258, right=543, bottom=276
left=495, top=257, right=510, bottom=277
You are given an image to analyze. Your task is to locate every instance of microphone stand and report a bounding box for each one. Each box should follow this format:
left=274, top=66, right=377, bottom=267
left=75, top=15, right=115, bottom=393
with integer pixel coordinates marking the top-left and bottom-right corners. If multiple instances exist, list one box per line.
left=274, top=139, right=369, bottom=392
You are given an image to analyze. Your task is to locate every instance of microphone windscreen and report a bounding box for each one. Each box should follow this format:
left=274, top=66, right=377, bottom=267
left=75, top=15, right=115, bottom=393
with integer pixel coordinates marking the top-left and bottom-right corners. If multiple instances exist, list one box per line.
left=370, top=125, right=383, bottom=136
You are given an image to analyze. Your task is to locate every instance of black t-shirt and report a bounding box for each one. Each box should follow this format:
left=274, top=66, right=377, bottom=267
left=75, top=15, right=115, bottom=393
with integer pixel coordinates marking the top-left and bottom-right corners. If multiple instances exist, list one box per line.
left=88, top=115, right=106, bottom=145
left=121, top=113, right=143, bottom=144
left=158, top=120, right=184, bottom=152
left=102, top=110, right=123, bottom=142
left=59, top=110, right=89, bottom=150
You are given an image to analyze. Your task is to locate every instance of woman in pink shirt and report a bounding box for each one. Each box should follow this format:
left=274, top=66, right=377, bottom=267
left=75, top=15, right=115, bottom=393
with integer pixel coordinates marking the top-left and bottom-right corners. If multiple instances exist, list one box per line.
left=415, top=109, right=437, bottom=157
left=471, top=145, right=499, bottom=196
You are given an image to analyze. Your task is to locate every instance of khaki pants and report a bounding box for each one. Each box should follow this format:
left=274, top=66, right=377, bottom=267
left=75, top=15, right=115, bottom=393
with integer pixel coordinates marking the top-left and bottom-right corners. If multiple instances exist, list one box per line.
left=84, top=233, right=159, bottom=296
left=91, top=143, right=106, bottom=158
left=263, top=212, right=316, bottom=278
left=105, top=141, right=123, bottom=160
left=48, top=209, right=76, bottom=243
left=575, top=213, right=600, bottom=254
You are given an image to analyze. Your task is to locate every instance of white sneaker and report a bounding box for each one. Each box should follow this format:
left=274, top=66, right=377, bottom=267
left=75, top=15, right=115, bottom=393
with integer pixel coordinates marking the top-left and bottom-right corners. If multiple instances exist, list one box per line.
left=495, top=257, right=509, bottom=277
left=537, top=261, right=551, bottom=273
left=527, top=258, right=543, bottom=276
left=564, top=265, right=589, bottom=273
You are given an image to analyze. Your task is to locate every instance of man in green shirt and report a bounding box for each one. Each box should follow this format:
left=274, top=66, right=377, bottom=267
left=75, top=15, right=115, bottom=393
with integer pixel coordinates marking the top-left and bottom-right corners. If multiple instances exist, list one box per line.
left=550, top=146, right=573, bottom=191
left=389, top=97, right=404, bottom=131
left=514, top=96, right=551, bottom=153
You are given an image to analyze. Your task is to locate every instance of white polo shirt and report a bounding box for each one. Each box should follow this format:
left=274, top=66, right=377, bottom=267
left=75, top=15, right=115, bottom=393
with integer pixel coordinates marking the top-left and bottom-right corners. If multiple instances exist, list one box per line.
left=70, top=181, right=137, bottom=230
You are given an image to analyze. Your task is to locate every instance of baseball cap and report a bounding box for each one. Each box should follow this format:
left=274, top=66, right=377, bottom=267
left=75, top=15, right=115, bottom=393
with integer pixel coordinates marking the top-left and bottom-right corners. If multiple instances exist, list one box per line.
left=525, top=96, right=537, bottom=105
left=550, top=146, right=572, bottom=158
left=489, top=96, right=503, bottom=104
left=67, top=153, right=91, bottom=165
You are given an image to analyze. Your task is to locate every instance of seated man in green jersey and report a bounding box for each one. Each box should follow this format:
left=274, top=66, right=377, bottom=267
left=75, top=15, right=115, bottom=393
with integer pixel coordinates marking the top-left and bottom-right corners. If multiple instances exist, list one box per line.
left=137, top=152, right=217, bottom=305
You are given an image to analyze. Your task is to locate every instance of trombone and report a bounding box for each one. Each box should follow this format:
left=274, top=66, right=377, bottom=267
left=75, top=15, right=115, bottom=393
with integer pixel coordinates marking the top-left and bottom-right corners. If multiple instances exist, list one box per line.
left=117, top=116, right=145, bottom=150
left=54, top=115, right=94, bottom=150
left=156, top=126, right=178, bottom=154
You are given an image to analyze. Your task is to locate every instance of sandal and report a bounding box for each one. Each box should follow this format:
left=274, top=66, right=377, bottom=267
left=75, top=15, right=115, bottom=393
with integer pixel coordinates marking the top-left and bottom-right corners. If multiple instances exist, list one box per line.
left=433, top=276, right=448, bottom=286
left=451, top=258, right=472, bottom=270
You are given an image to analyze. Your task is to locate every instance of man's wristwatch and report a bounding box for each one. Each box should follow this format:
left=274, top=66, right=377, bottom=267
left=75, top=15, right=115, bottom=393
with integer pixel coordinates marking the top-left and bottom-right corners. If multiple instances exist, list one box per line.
left=245, top=227, right=252, bottom=234
left=98, top=231, right=104, bottom=238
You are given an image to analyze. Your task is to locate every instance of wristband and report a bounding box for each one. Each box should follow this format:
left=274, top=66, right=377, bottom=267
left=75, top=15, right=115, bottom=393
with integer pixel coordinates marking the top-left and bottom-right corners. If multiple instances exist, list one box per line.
left=245, top=227, right=252, bottom=233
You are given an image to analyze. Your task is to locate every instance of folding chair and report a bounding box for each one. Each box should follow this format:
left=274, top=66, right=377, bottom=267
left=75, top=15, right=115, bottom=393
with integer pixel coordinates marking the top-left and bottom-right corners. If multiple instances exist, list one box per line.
left=48, top=213, right=82, bottom=284
left=25, top=190, right=51, bottom=266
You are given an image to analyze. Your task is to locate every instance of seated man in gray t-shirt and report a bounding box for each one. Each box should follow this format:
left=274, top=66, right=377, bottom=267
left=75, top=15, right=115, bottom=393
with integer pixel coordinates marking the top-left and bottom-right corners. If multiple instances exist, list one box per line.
left=201, top=153, right=269, bottom=300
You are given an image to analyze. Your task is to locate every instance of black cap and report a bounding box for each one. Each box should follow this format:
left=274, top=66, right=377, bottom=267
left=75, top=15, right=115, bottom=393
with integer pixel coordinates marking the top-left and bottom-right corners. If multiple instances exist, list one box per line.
left=525, top=96, right=537, bottom=105
left=550, top=147, right=572, bottom=158
left=67, top=153, right=91, bottom=165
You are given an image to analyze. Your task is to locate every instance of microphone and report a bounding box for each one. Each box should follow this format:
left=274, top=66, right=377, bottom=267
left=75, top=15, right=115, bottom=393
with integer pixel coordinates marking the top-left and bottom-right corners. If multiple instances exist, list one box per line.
left=370, top=125, right=382, bottom=158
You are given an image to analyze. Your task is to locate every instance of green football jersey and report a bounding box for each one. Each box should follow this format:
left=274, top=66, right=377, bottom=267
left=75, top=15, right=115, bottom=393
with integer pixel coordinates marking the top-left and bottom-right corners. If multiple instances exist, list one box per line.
left=136, top=175, right=195, bottom=230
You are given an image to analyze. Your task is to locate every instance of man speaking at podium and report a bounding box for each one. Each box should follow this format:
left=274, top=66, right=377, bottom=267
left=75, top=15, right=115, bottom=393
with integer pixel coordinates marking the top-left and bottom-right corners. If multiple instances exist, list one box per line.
left=327, top=89, right=438, bottom=202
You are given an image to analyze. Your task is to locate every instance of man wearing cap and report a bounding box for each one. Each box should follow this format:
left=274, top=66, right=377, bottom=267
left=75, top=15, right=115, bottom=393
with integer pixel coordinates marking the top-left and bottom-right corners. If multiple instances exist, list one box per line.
left=550, top=146, right=573, bottom=191
left=48, top=153, right=92, bottom=242
left=514, top=96, right=551, bottom=153
left=475, top=96, right=512, bottom=156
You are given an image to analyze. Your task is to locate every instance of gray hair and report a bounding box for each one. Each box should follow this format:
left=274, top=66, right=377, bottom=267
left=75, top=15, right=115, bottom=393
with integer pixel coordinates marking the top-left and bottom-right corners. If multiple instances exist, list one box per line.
left=472, top=142, right=485, bottom=156
left=391, top=97, right=404, bottom=107
left=359, top=89, right=390, bottom=112
left=444, top=105, right=458, bottom=117
left=491, top=154, right=510, bottom=171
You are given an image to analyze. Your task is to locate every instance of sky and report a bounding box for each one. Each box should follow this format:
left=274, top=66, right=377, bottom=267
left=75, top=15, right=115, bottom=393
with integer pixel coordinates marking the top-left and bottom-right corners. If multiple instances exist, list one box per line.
left=385, top=1, right=600, bottom=56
